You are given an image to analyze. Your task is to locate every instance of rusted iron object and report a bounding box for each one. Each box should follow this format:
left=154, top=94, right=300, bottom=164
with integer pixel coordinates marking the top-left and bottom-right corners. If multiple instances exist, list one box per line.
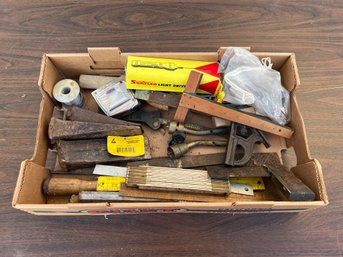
left=65, top=106, right=140, bottom=127
left=57, top=138, right=151, bottom=169
left=127, top=153, right=226, bottom=168
left=48, top=117, right=142, bottom=141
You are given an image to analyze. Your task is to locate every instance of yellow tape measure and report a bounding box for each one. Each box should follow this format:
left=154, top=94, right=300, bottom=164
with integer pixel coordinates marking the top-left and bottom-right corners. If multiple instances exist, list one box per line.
left=230, top=177, right=265, bottom=190
left=97, top=176, right=126, bottom=191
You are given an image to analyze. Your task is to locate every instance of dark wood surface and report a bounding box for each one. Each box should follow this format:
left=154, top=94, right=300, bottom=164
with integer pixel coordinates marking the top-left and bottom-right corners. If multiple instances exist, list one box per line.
left=1, top=1, right=342, bottom=256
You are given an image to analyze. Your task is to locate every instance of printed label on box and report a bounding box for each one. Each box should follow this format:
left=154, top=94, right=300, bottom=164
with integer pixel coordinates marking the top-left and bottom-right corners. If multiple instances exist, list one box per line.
left=126, top=56, right=222, bottom=96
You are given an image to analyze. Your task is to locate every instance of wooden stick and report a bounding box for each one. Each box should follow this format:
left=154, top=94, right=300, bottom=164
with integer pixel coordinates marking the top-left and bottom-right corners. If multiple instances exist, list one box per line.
left=173, top=71, right=203, bottom=122
left=207, top=165, right=270, bottom=179
left=79, top=74, right=125, bottom=89
left=127, top=153, right=226, bottom=168
left=126, top=166, right=229, bottom=194
left=119, top=184, right=228, bottom=202
left=179, top=93, right=294, bottom=138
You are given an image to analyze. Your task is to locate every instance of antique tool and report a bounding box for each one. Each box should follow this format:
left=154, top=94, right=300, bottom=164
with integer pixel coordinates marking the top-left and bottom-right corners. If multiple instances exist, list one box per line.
left=209, top=152, right=315, bottom=201
left=134, top=90, right=181, bottom=108
left=123, top=109, right=163, bottom=130
left=178, top=93, right=294, bottom=138
left=126, top=166, right=253, bottom=196
left=48, top=118, right=142, bottom=141
left=207, top=165, right=270, bottom=179
left=123, top=108, right=207, bottom=131
left=127, top=152, right=226, bottom=169
left=53, top=79, right=84, bottom=107
left=119, top=184, right=229, bottom=202
left=44, top=176, right=126, bottom=196
left=119, top=183, right=275, bottom=201
left=225, top=123, right=270, bottom=166
left=64, top=106, right=140, bottom=127
left=167, top=140, right=227, bottom=159
left=169, top=121, right=229, bottom=135
left=126, top=166, right=228, bottom=195
left=57, top=138, right=151, bottom=169
left=167, top=131, right=186, bottom=146
left=79, top=74, right=125, bottom=89
left=265, top=165, right=315, bottom=201
left=44, top=177, right=97, bottom=196
left=173, top=71, right=293, bottom=138
left=76, top=191, right=162, bottom=202
left=174, top=71, right=203, bottom=122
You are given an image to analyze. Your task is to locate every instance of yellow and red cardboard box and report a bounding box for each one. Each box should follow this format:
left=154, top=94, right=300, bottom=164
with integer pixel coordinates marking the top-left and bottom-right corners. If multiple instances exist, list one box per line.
left=126, top=56, right=222, bottom=96
left=12, top=47, right=328, bottom=216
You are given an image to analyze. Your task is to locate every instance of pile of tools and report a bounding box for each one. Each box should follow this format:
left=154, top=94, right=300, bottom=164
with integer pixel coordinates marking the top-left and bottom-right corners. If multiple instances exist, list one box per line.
left=44, top=62, right=315, bottom=204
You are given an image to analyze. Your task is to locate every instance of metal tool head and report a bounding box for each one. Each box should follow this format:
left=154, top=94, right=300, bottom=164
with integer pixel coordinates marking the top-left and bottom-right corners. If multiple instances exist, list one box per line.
left=225, top=123, right=270, bottom=166
left=167, top=143, right=189, bottom=159
left=123, top=109, right=162, bottom=130
left=168, top=140, right=227, bottom=159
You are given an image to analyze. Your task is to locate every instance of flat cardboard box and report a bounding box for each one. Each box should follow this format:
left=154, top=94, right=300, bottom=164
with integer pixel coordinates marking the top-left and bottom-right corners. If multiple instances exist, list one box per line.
left=12, top=47, right=328, bottom=216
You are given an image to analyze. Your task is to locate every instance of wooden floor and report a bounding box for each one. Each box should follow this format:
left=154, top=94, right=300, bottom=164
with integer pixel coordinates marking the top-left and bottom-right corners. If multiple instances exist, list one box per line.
left=1, top=1, right=343, bottom=256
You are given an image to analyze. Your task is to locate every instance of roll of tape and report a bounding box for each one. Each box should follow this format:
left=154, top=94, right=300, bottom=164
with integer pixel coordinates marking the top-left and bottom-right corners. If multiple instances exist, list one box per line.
left=53, top=79, right=84, bottom=107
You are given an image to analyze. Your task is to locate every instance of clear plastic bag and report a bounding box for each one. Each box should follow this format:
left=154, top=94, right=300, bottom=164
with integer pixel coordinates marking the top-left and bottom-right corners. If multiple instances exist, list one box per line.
left=219, top=47, right=290, bottom=125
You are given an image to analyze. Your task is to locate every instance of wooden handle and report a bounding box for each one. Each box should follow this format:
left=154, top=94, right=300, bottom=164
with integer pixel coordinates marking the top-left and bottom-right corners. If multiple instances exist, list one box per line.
left=79, top=75, right=124, bottom=89
left=43, top=177, right=97, bottom=196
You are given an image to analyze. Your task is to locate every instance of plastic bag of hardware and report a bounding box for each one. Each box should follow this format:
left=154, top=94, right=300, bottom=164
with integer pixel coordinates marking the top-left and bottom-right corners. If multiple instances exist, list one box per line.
left=219, top=47, right=290, bottom=125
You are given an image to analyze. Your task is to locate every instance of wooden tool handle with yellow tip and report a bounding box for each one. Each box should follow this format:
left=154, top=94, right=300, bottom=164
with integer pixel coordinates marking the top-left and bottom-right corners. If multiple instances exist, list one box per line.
left=43, top=177, right=97, bottom=196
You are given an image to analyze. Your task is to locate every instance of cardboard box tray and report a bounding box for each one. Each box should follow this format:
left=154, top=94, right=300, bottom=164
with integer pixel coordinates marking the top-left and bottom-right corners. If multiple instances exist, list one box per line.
left=12, top=47, right=328, bottom=216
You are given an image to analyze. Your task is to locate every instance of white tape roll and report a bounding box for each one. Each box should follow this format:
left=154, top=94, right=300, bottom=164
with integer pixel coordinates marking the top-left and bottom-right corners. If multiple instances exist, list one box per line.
left=53, top=79, right=84, bottom=107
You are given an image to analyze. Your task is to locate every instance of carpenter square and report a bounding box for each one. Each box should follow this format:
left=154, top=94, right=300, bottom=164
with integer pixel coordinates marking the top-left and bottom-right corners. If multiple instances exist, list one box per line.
left=225, top=122, right=270, bottom=166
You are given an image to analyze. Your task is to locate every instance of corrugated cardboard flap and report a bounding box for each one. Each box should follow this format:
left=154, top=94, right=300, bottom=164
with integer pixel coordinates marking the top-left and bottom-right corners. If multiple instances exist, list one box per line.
left=88, top=47, right=122, bottom=70
left=12, top=160, right=49, bottom=207
left=291, top=159, right=329, bottom=204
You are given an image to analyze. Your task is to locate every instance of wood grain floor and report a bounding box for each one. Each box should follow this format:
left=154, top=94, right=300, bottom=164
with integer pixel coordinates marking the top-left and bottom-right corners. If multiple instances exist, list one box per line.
left=1, top=1, right=342, bottom=256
